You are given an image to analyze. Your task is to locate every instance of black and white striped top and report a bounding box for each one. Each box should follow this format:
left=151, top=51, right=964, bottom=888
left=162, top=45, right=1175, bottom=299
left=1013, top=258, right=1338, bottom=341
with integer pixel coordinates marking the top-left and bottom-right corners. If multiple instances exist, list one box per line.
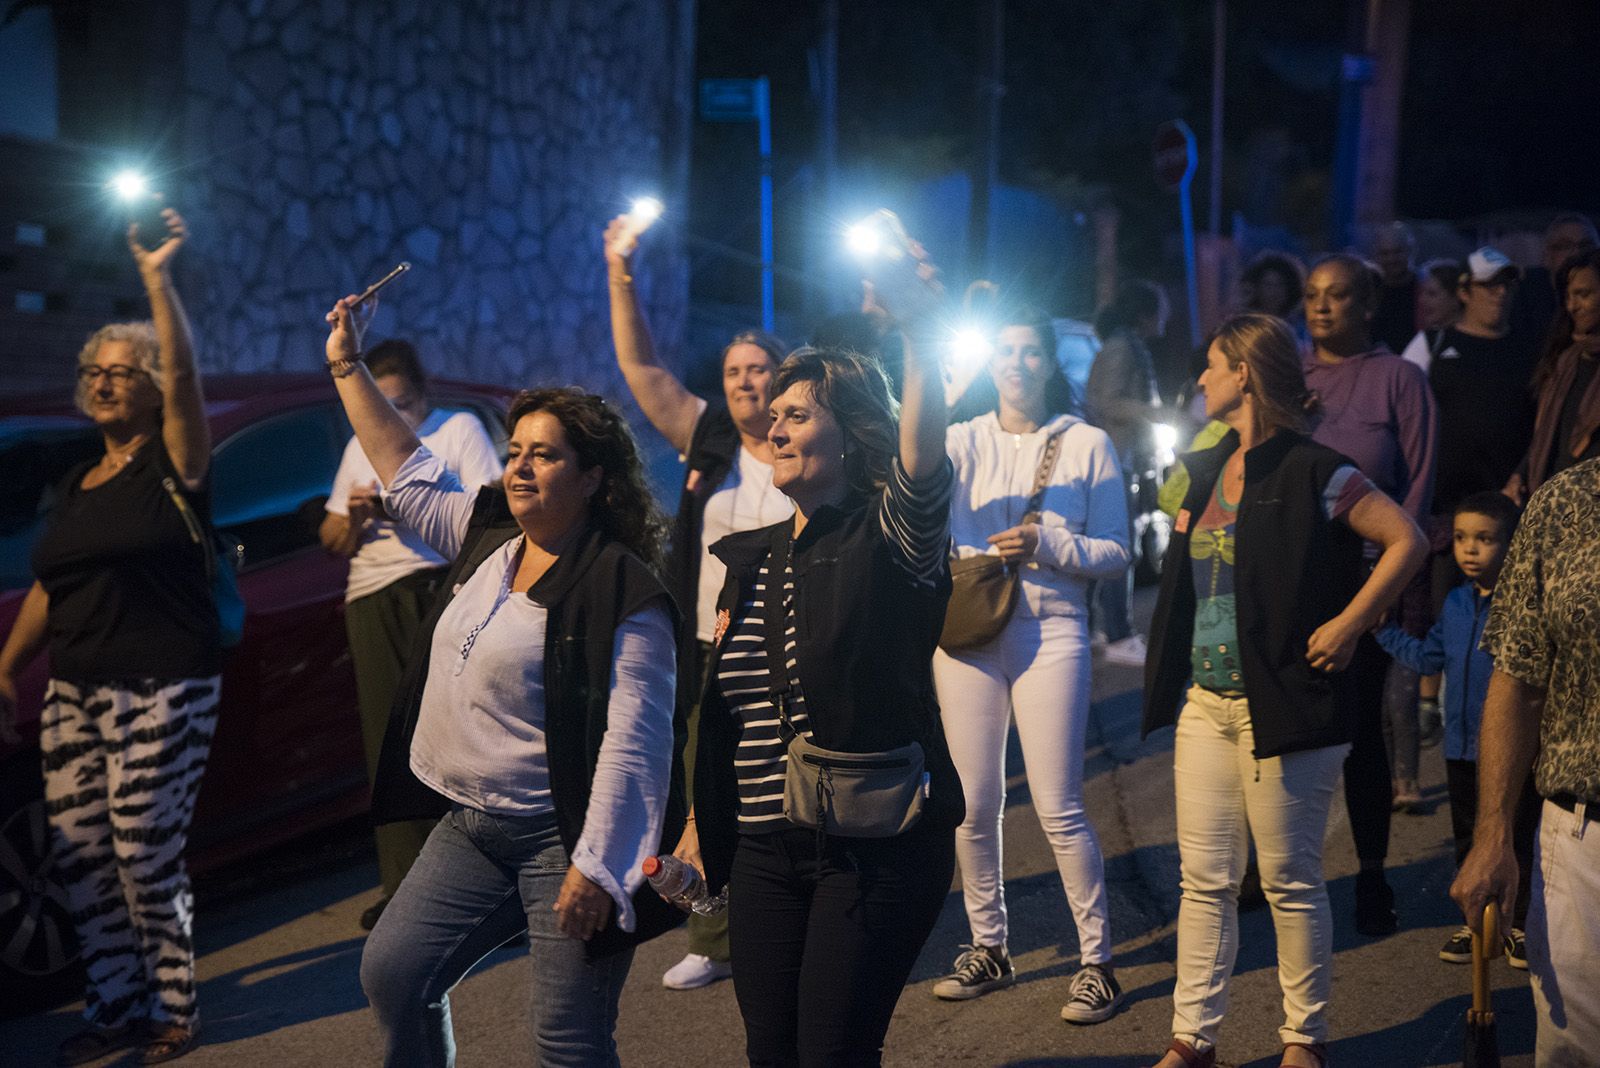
left=717, top=458, right=953, bottom=828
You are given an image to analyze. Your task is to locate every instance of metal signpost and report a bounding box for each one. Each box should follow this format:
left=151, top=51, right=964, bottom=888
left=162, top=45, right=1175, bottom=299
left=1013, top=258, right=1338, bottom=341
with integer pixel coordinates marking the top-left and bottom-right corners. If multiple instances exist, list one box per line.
left=1153, top=119, right=1201, bottom=347
left=699, top=77, right=775, bottom=333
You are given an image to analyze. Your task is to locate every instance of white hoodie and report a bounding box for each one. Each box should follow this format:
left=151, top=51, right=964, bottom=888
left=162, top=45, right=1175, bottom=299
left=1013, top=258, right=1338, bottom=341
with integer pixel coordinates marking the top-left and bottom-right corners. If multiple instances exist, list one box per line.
left=946, top=411, right=1132, bottom=619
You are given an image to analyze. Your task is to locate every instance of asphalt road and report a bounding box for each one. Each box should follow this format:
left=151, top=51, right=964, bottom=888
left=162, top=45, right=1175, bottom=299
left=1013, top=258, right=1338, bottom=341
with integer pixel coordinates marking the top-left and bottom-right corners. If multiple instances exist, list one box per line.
left=2, top=590, right=1537, bottom=1067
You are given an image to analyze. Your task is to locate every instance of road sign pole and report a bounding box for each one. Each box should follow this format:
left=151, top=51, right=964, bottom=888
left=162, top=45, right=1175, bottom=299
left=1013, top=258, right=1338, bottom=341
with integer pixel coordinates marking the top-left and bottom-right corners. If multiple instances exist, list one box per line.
left=1180, top=162, right=1200, bottom=348
left=756, top=77, right=775, bottom=333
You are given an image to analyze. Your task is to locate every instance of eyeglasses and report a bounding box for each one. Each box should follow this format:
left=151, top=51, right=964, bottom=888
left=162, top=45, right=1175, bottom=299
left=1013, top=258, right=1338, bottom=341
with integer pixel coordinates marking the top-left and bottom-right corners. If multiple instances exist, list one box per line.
left=77, top=365, right=149, bottom=385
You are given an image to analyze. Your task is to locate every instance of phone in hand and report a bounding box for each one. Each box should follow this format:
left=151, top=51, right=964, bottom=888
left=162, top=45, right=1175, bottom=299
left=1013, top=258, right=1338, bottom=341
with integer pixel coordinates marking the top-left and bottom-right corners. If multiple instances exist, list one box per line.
left=126, top=193, right=169, bottom=251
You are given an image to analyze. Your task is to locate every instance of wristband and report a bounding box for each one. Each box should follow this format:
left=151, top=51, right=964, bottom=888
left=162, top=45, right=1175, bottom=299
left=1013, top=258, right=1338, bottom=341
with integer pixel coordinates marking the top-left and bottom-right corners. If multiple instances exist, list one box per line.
left=327, top=355, right=364, bottom=379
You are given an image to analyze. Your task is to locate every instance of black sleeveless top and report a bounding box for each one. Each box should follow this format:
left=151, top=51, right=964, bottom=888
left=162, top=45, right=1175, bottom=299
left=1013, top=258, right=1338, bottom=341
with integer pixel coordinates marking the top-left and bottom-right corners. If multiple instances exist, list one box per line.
left=31, top=441, right=220, bottom=681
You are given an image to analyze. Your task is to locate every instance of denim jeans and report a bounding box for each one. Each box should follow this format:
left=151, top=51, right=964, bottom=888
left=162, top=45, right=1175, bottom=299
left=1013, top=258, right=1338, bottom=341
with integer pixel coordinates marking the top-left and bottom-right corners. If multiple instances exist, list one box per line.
left=1170, top=686, right=1349, bottom=1051
left=360, top=805, right=634, bottom=1067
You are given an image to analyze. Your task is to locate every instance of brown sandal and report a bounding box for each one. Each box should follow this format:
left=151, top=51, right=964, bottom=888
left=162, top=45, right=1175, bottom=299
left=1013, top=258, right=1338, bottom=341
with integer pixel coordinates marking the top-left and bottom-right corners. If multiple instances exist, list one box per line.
left=140, top=1021, right=201, bottom=1065
left=1280, top=1041, right=1328, bottom=1068
left=1148, top=1037, right=1216, bottom=1068
left=56, top=1022, right=146, bottom=1066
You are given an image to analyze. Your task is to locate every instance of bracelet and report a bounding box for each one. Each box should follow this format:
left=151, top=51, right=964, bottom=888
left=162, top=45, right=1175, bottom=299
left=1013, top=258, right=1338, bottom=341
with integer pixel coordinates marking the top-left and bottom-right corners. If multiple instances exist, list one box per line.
left=326, top=355, right=364, bottom=379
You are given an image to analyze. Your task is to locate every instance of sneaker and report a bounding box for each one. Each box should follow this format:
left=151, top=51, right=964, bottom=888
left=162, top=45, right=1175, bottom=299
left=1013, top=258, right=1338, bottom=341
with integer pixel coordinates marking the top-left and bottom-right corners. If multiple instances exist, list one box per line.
left=1059, top=963, right=1124, bottom=1024
left=1354, top=869, right=1397, bottom=937
left=1102, top=634, right=1149, bottom=667
left=933, top=944, right=1014, bottom=1001
left=1418, top=699, right=1443, bottom=748
left=1439, top=925, right=1474, bottom=963
left=1505, top=928, right=1528, bottom=970
left=661, top=952, right=732, bottom=990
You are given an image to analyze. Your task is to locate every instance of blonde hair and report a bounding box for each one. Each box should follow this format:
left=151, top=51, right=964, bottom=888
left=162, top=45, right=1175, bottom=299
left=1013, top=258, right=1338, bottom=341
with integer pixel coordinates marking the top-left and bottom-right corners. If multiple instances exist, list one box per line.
left=74, top=321, right=161, bottom=416
left=1211, top=313, right=1316, bottom=440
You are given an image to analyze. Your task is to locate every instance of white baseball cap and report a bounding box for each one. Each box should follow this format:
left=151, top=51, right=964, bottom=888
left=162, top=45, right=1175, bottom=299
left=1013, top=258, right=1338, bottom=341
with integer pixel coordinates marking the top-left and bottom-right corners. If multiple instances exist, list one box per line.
left=1465, top=247, right=1520, bottom=284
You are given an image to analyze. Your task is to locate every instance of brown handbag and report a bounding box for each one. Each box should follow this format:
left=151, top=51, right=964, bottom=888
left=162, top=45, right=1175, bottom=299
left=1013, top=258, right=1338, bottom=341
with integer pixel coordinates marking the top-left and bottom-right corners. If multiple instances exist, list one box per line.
left=938, top=429, right=1064, bottom=652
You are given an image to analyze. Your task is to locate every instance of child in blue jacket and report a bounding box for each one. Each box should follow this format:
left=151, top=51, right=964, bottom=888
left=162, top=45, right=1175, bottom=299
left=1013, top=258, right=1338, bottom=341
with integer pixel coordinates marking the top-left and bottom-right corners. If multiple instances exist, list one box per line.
left=1376, top=491, right=1539, bottom=969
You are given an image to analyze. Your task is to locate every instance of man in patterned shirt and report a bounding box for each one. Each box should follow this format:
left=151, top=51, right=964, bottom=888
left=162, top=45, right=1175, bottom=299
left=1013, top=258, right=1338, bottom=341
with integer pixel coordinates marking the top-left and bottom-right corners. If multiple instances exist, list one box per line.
left=1452, top=458, right=1600, bottom=1066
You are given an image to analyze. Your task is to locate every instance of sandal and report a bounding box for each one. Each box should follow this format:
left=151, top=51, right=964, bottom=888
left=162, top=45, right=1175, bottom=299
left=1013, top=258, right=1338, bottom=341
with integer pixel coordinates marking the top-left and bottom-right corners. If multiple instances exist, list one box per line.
left=140, top=1021, right=201, bottom=1065
left=1148, top=1037, right=1216, bottom=1068
left=1280, top=1041, right=1328, bottom=1068
left=57, top=1021, right=147, bottom=1066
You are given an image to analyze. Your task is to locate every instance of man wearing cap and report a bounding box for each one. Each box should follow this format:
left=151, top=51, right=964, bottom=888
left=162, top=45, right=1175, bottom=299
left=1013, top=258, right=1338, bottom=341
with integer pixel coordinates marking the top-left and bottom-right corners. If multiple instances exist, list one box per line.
left=1421, top=248, right=1538, bottom=520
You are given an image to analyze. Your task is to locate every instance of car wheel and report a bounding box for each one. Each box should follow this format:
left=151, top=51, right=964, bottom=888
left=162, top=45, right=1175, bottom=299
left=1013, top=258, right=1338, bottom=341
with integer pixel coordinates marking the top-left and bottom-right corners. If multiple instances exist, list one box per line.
left=0, top=755, right=83, bottom=1019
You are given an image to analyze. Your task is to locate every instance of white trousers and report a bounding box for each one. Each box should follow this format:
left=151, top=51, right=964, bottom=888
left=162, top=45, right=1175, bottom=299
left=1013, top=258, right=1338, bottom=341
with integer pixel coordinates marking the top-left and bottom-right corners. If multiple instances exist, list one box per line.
left=932, top=613, right=1111, bottom=963
left=1170, top=686, right=1348, bottom=1051
left=1527, top=799, right=1600, bottom=1067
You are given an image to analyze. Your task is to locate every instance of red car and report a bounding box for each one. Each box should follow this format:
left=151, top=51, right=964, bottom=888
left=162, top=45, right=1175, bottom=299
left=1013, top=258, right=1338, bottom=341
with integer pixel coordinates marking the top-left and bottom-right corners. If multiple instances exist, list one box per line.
left=0, top=373, right=511, bottom=1016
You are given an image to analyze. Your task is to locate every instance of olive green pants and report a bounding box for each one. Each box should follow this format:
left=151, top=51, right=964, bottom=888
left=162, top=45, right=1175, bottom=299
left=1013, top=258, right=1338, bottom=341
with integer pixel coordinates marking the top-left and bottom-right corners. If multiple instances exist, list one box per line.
left=346, top=568, right=445, bottom=898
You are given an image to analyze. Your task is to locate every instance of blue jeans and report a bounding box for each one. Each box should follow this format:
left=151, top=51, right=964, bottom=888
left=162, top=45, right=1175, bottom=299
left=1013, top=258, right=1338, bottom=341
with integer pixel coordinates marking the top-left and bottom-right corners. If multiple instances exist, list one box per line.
left=360, top=805, right=634, bottom=1067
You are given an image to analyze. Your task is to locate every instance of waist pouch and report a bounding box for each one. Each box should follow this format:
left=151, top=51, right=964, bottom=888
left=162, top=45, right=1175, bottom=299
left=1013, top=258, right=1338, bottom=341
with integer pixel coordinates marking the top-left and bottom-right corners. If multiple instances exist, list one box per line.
left=782, top=726, right=926, bottom=838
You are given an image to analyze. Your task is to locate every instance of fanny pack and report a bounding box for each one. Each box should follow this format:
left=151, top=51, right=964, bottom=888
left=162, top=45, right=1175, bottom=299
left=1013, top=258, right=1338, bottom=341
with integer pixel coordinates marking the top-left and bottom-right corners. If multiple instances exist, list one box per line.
left=763, top=527, right=927, bottom=839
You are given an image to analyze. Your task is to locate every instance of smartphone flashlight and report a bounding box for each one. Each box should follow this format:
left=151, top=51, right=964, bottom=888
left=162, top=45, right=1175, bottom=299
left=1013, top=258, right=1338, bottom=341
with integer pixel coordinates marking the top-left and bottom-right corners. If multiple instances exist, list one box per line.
left=110, top=170, right=169, bottom=251
left=355, top=262, right=412, bottom=306
left=845, top=223, right=881, bottom=257
left=629, top=196, right=664, bottom=225
left=949, top=327, right=993, bottom=369
left=110, top=170, right=149, bottom=202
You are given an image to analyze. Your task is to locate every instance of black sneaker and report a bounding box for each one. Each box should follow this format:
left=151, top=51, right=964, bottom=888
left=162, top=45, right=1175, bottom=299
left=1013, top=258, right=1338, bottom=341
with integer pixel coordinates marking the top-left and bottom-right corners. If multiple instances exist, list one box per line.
left=1059, top=964, right=1124, bottom=1024
left=1354, top=869, right=1397, bottom=936
left=933, top=944, right=1014, bottom=1001
left=1505, top=928, right=1528, bottom=970
left=1439, top=925, right=1473, bottom=963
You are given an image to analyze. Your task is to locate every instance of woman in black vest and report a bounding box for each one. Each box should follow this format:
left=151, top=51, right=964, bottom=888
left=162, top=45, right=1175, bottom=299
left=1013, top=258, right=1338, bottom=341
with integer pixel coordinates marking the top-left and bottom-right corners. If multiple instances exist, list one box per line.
left=320, top=296, right=684, bottom=1068
left=1140, top=314, right=1425, bottom=1068
left=603, top=214, right=791, bottom=989
left=670, top=241, right=959, bottom=1066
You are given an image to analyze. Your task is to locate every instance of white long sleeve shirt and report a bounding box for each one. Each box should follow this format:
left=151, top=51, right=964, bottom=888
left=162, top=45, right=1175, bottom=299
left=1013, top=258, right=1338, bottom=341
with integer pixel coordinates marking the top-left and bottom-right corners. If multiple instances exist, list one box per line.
left=946, top=411, right=1132, bottom=619
left=382, top=446, right=675, bottom=931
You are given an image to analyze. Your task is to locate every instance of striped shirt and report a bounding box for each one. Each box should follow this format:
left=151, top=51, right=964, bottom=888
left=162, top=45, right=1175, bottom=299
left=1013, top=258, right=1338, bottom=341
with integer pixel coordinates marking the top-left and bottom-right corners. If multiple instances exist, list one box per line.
left=718, top=458, right=953, bottom=827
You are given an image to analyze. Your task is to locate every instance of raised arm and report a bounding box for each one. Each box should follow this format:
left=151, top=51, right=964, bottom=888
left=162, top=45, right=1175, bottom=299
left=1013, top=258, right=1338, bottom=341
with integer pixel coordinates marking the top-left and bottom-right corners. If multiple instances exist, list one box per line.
left=870, top=238, right=947, bottom=480
left=1306, top=487, right=1427, bottom=673
left=604, top=217, right=703, bottom=453
left=324, top=296, right=422, bottom=487
left=129, top=210, right=209, bottom=489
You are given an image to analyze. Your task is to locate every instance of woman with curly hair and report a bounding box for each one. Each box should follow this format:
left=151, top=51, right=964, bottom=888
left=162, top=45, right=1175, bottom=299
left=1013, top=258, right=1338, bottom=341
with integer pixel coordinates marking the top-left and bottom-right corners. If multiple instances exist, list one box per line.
left=318, top=295, right=685, bottom=1067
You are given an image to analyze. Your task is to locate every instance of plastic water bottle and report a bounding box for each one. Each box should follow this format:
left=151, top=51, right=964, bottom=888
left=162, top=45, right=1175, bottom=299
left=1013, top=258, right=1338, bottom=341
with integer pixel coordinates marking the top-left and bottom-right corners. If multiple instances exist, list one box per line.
left=641, top=855, right=727, bottom=916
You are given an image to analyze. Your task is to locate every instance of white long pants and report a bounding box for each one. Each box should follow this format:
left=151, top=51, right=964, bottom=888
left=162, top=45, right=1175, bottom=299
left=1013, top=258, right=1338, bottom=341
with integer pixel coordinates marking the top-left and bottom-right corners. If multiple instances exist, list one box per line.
left=932, top=613, right=1111, bottom=963
left=1171, top=686, right=1348, bottom=1051
left=1527, top=799, right=1600, bottom=1067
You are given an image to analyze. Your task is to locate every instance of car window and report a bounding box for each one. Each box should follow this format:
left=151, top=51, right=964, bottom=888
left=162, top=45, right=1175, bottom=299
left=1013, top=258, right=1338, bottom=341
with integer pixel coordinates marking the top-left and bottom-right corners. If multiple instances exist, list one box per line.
left=212, top=405, right=348, bottom=568
left=0, top=418, right=101, bottom=591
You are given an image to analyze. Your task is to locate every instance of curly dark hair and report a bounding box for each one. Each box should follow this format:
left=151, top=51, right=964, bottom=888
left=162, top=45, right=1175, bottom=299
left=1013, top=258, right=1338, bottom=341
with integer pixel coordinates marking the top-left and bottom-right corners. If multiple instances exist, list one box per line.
left=773, top=346, right=899, bottom=498
left=504, top=387, right=669, bottom=572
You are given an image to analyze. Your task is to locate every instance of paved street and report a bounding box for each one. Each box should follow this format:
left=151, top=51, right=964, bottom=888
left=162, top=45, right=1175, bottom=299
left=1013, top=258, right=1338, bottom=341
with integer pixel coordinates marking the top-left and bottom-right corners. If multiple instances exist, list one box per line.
left=2, top=593, right=1537, bottom=1067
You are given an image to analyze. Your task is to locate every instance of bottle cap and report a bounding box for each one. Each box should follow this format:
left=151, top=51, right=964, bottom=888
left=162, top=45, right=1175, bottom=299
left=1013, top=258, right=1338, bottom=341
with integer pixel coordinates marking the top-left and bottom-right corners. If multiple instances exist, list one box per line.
left=641, top=855, right=662, bottom=877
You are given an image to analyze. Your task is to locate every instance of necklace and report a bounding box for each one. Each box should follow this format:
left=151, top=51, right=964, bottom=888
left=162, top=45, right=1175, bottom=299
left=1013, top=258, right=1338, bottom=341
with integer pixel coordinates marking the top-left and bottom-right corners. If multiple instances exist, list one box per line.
left=103, top=435, right=150, bottom=469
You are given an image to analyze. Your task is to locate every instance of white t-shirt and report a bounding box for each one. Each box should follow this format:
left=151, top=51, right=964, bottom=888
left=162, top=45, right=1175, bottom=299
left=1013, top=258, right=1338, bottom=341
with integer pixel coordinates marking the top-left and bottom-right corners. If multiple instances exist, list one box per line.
left=695, top=443, right=792, bottom=641
left=327, top=408, right=501, bottom=602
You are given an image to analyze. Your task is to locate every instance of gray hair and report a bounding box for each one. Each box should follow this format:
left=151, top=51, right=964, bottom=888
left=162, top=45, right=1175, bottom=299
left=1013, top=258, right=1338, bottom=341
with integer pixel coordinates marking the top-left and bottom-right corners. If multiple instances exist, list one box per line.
left=75, top=321, right=161, bottom=416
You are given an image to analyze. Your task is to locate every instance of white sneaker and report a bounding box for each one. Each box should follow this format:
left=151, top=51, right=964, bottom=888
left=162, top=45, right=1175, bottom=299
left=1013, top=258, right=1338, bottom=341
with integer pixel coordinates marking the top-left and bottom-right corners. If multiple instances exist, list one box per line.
left=1102, top=634, right=1149, bottom=667
left=661, top=952, right=732, bottom=990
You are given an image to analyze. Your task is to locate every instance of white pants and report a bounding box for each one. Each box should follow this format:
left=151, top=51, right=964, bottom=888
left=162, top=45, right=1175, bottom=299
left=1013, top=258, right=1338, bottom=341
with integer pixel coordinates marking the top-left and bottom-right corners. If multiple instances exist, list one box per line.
left=1527, top=799, right=1600, bottom=1067
left=932, top=613, right=1111, bottom=963
left=1171, top=686, right=1349, bottom=1051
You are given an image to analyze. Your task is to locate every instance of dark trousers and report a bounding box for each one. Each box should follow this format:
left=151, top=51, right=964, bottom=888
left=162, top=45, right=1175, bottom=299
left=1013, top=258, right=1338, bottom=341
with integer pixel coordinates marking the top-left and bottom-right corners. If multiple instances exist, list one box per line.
left=1444, top=758, right=1540, bottom=930
left=1343, top=634, right=1393, bottom=866
left=683, top=642, right=730, bottom=960
left=347, top=567, right=446, bottom=897
left=728, top=821, right=955, bottom=1068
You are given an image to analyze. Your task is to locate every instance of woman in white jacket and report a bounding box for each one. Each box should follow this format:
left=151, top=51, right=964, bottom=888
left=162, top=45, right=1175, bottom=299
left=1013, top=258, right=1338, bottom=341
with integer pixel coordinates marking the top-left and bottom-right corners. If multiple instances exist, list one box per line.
left=932, top=308, right=1133, bottom=1025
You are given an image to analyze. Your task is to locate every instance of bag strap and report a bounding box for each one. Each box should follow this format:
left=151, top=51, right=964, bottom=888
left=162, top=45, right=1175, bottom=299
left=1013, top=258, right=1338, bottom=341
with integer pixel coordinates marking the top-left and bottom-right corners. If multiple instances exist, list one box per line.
left=762, top=524, right=798, bottom=741
left=1020, top=430, right=1065, bottom=524
left=162, top=475, right=218, bottom=583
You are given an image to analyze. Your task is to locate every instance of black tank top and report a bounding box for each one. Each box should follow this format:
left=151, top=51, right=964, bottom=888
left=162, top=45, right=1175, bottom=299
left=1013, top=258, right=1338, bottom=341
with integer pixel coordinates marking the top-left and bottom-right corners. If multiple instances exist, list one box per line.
left=31, top=441, right=221, bottom=681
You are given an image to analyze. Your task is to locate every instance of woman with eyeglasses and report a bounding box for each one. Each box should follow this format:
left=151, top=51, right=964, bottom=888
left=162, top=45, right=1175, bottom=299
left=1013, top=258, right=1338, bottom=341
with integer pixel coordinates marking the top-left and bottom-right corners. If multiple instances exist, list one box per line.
left=0, top=210, right=217, bottom=1064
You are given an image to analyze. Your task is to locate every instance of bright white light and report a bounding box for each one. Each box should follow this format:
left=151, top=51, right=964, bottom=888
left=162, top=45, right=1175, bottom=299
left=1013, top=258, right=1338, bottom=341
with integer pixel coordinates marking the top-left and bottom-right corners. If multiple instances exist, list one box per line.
left=949, top=327, right=992, bottom=368
left=1152, top=422, right=1180, bottom=452
left=629, top=196, right=663, bottom=224
left=110, top=170, right=148, bottom=202
left=845, top=223, right=880, bottom=257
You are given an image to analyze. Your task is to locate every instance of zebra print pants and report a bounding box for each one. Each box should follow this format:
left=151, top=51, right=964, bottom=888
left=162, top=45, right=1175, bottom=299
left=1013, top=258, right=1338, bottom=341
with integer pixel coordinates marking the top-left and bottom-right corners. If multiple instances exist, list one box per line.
left=41, top=676, right=220, bottom=1029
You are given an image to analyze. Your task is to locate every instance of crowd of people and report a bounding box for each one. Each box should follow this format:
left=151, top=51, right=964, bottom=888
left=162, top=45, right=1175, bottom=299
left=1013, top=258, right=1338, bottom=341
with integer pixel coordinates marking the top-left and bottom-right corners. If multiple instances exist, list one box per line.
left=1, top=203, right=1597, bottom=1068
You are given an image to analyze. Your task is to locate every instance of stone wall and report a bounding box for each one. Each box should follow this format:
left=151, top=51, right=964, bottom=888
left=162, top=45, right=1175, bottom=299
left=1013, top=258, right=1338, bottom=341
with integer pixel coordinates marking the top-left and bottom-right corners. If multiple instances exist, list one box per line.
left=175, top=0, right=694, bottom=397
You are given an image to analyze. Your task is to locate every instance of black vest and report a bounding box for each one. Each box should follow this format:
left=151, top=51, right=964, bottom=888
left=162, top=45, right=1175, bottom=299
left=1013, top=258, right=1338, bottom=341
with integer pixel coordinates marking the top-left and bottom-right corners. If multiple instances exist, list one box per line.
left=371, top=487, right=687, bottom=958
left=1142, top=430, right=1367, bottom=758
left=691, top=497, right=964, bottom=893
left=667, top=404, right=741, bottom=702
